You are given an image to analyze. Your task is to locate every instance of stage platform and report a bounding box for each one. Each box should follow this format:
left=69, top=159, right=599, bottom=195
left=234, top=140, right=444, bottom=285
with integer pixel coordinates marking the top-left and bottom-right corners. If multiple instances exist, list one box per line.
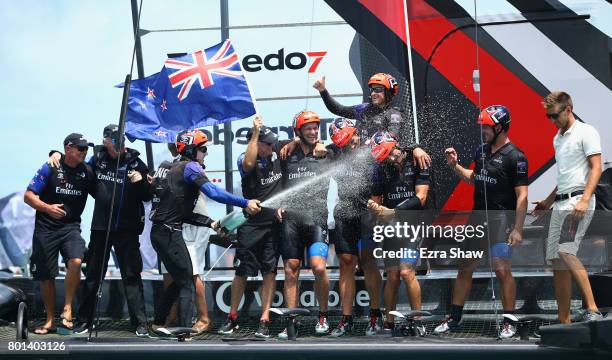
left=2, top=271, right=611, bottom=359
left=1, top=316, right=610, bottom=360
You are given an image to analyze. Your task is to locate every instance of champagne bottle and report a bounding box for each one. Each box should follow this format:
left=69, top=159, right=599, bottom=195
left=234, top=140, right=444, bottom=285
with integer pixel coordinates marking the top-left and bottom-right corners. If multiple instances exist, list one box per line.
left=219, top=209, right=249, bottom=233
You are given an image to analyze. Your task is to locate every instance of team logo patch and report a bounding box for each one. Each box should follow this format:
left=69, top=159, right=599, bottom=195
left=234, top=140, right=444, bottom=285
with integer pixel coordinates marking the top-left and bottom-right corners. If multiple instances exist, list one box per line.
left=516, top=161, right=527, bottom=175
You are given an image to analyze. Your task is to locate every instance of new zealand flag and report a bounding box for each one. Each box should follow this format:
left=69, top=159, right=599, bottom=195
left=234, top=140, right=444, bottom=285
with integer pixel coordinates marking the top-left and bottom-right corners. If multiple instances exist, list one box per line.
left=124, top=40, right=256, bottom=143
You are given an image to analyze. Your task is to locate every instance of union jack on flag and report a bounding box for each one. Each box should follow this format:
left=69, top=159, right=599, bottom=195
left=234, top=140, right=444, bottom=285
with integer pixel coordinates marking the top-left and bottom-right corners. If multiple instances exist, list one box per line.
left=123, top=39, right=256, bottom=143
left=165, top=40, right=243, bottom=101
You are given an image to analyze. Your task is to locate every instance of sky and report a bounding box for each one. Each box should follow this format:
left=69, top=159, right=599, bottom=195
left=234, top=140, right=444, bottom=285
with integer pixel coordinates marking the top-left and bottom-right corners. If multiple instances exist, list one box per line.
left=0, top=0, right=362, bottom=238
left=1, top=0, right=611, bottom=232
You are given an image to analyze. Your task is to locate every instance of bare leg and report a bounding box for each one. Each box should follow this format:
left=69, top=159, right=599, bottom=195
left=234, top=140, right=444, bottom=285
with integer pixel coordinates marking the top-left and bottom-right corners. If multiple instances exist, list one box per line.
left=360, top=249, right=382, bottom=309
left=559, top=252, right=599, bottom=312
left=552, top=258, right=573, bottom=324
left=492, top=258, right=516, bottom=311
left=384, top=269, right=400, bottom=323
left=451, top=259, right=478, bottom=306
left=260, top=273, right=276, bottom=321
left=284, top=259, right=301, bottom=308
left=192, top=275, right=211, bottom=330
left=230, top=275, right=247, bottom=313
left=338, top=254, right=358, bottom=315
left=400, top=265, right=421, bottom=310
left=311, top=256, right=329, bottom=312
left=39, top=280, right=56, bottom=330
left=63, top=258, right=82, bottom=325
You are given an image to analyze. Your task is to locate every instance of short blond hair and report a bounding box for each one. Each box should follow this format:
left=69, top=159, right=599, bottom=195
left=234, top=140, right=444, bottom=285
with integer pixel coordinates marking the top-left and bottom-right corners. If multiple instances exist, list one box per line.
left=543, top=91, right=573, bottom=111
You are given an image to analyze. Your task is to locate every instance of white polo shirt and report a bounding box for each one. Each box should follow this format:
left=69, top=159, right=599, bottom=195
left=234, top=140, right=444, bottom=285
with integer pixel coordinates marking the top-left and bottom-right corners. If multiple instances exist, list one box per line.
left=553, top=120, right=601, bottom=194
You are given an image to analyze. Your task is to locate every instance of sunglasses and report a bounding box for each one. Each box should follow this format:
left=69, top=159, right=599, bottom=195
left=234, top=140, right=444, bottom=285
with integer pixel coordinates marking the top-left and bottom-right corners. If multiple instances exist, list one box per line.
left=71, top=145, right=88, bottom=152
left=546, top=106, right=567, bottom=120
left=369, top=87, right=385, bottom=94
left=197, top=146, right=207, bottom=153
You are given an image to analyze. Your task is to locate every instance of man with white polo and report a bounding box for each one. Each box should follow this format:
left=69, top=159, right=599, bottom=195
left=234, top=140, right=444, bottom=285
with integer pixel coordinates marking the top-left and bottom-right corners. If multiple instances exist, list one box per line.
left=533, top=91, right=604, bottom=323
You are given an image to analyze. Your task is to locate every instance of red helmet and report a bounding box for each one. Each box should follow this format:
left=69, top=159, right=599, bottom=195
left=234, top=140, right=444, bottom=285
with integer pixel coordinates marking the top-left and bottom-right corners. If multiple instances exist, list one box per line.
left=368, top=73, right=398, bottom=97
left=369, top=131, right=398, bottom=162
left=477, top=105, right=511, bottom=131
left=328, top=118, right=357, bottom=148
left=293, top=110, right=320, bottom=131
left=175, top=129, right=209, bottom=159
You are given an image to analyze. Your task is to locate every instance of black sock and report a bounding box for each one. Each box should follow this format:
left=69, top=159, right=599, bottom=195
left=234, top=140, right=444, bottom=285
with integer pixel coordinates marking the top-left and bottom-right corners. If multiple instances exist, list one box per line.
left=370, top=308, right=382, bottom=318
left=450, top=304, right=464, bottom=322
left=342, top=315, right=354, bottom=325
left=319, top=311, right=328, bottom=318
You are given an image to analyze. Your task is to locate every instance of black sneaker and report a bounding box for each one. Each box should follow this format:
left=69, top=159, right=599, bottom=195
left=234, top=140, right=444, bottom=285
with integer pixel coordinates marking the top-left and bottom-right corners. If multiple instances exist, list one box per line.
left=136, top=324, right=149, bottom=337
left=218, top=317, right=239, bottom=335
left=73, top=322, right=92, bottom=335
left=255, top=320, right=271, bottom=339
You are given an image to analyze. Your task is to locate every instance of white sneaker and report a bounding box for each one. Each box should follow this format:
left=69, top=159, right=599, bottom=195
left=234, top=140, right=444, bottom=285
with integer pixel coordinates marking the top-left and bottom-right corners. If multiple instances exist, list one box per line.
left=315, top=315, right=329, bottom=335
left=365, top=316, right=382, bottom=336
left=433, top=317, right=462, bottom=335
left=277, top=328, right=289, bottom=340
left=581, top=310, right=604, bottom=322
left=499, top=322, right=517, bottom=339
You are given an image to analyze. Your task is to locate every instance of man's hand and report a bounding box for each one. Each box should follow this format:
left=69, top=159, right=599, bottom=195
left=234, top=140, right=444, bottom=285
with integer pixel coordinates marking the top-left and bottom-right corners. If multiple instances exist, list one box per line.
left=313, top=75, right=326, bottom=92
left=253, top=115, right=263, bottom=133
left=276, top=207, right=285, bottom=222
left=48, top=152, right=61, bottom=168
left=368, top=200, right=394, bottom=222
left=507, top=228, right=523, bottom=247
left=531, top=200, right=552, bottom=217
left=211, top=220, right=220, bottom=231
left=280, top=139, right=298, bottom=160
left=46, top=204, right=66, bottom=219
left=313, top=142, right=327, bottom=158
left=571, top=198, right=589, bottom=219
left=444, top=148, right=458, bottom=168
left=245, top=199, right=262, bottom=215
left=128, top=170, right=143, bottom=183
left=413, top=147, right=431, bottom=169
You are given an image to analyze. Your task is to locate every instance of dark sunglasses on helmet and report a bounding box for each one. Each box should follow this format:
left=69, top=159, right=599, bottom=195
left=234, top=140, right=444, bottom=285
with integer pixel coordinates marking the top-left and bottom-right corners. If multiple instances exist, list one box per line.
left=197, top=145, right=207, bottom=153
left=369, top=86, right=385, bottom=94
left=546, top=106, right=567, bottom=120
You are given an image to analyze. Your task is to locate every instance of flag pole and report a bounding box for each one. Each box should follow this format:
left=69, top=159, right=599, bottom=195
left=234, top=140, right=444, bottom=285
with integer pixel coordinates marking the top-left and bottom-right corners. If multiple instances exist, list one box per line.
left=131, top=0, right=154, bottom=173
left=402, top=0, right=420, bottom=144
left=220, top=0, right=234, bottom=215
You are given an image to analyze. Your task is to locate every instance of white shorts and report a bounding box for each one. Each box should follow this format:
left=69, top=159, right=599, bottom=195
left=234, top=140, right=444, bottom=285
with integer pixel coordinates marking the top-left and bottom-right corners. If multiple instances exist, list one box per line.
left=160, top=224, right=212, bottom=275
left=545, top=195, right=595, bottom=262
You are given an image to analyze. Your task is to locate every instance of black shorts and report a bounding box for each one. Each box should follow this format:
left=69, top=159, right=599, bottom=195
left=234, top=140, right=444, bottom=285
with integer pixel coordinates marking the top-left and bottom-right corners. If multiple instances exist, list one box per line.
left=462, top=212, right=514, bottom=259
left=280, top=213, right=328, bottom=261
left=333, top=217, right=360, bottom=256
left=235, top=222, right=280, bottom=277
left=30, top=227, right=85, bottom=281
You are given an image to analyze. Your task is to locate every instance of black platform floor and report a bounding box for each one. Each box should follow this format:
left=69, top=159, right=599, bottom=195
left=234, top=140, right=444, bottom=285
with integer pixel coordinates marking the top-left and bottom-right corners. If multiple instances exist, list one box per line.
left=2, top=316, right=611, bottom=360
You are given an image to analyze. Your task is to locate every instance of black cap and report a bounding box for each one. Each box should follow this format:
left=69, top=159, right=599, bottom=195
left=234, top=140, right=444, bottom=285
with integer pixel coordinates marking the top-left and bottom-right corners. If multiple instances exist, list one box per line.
left=246, top=126, right=278, bottom=144
left=103, top=124, right=120, bottom=140
left=64, top=133, right=92, bottom=147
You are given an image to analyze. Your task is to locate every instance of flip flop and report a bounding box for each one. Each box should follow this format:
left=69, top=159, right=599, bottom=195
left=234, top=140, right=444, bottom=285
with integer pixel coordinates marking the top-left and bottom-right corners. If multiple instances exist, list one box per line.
left=34, top=326, right=57, bottom=335
left=60, top=313, right=74, bottom=330
left=192, top=320, right=212, bottom=336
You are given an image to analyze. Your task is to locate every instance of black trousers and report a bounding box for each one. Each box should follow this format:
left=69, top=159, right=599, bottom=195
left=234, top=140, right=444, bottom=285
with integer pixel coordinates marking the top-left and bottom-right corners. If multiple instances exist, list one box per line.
left=77, top=230, right=147, bottom=327
left=150, top=224, right=194, bottom=327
